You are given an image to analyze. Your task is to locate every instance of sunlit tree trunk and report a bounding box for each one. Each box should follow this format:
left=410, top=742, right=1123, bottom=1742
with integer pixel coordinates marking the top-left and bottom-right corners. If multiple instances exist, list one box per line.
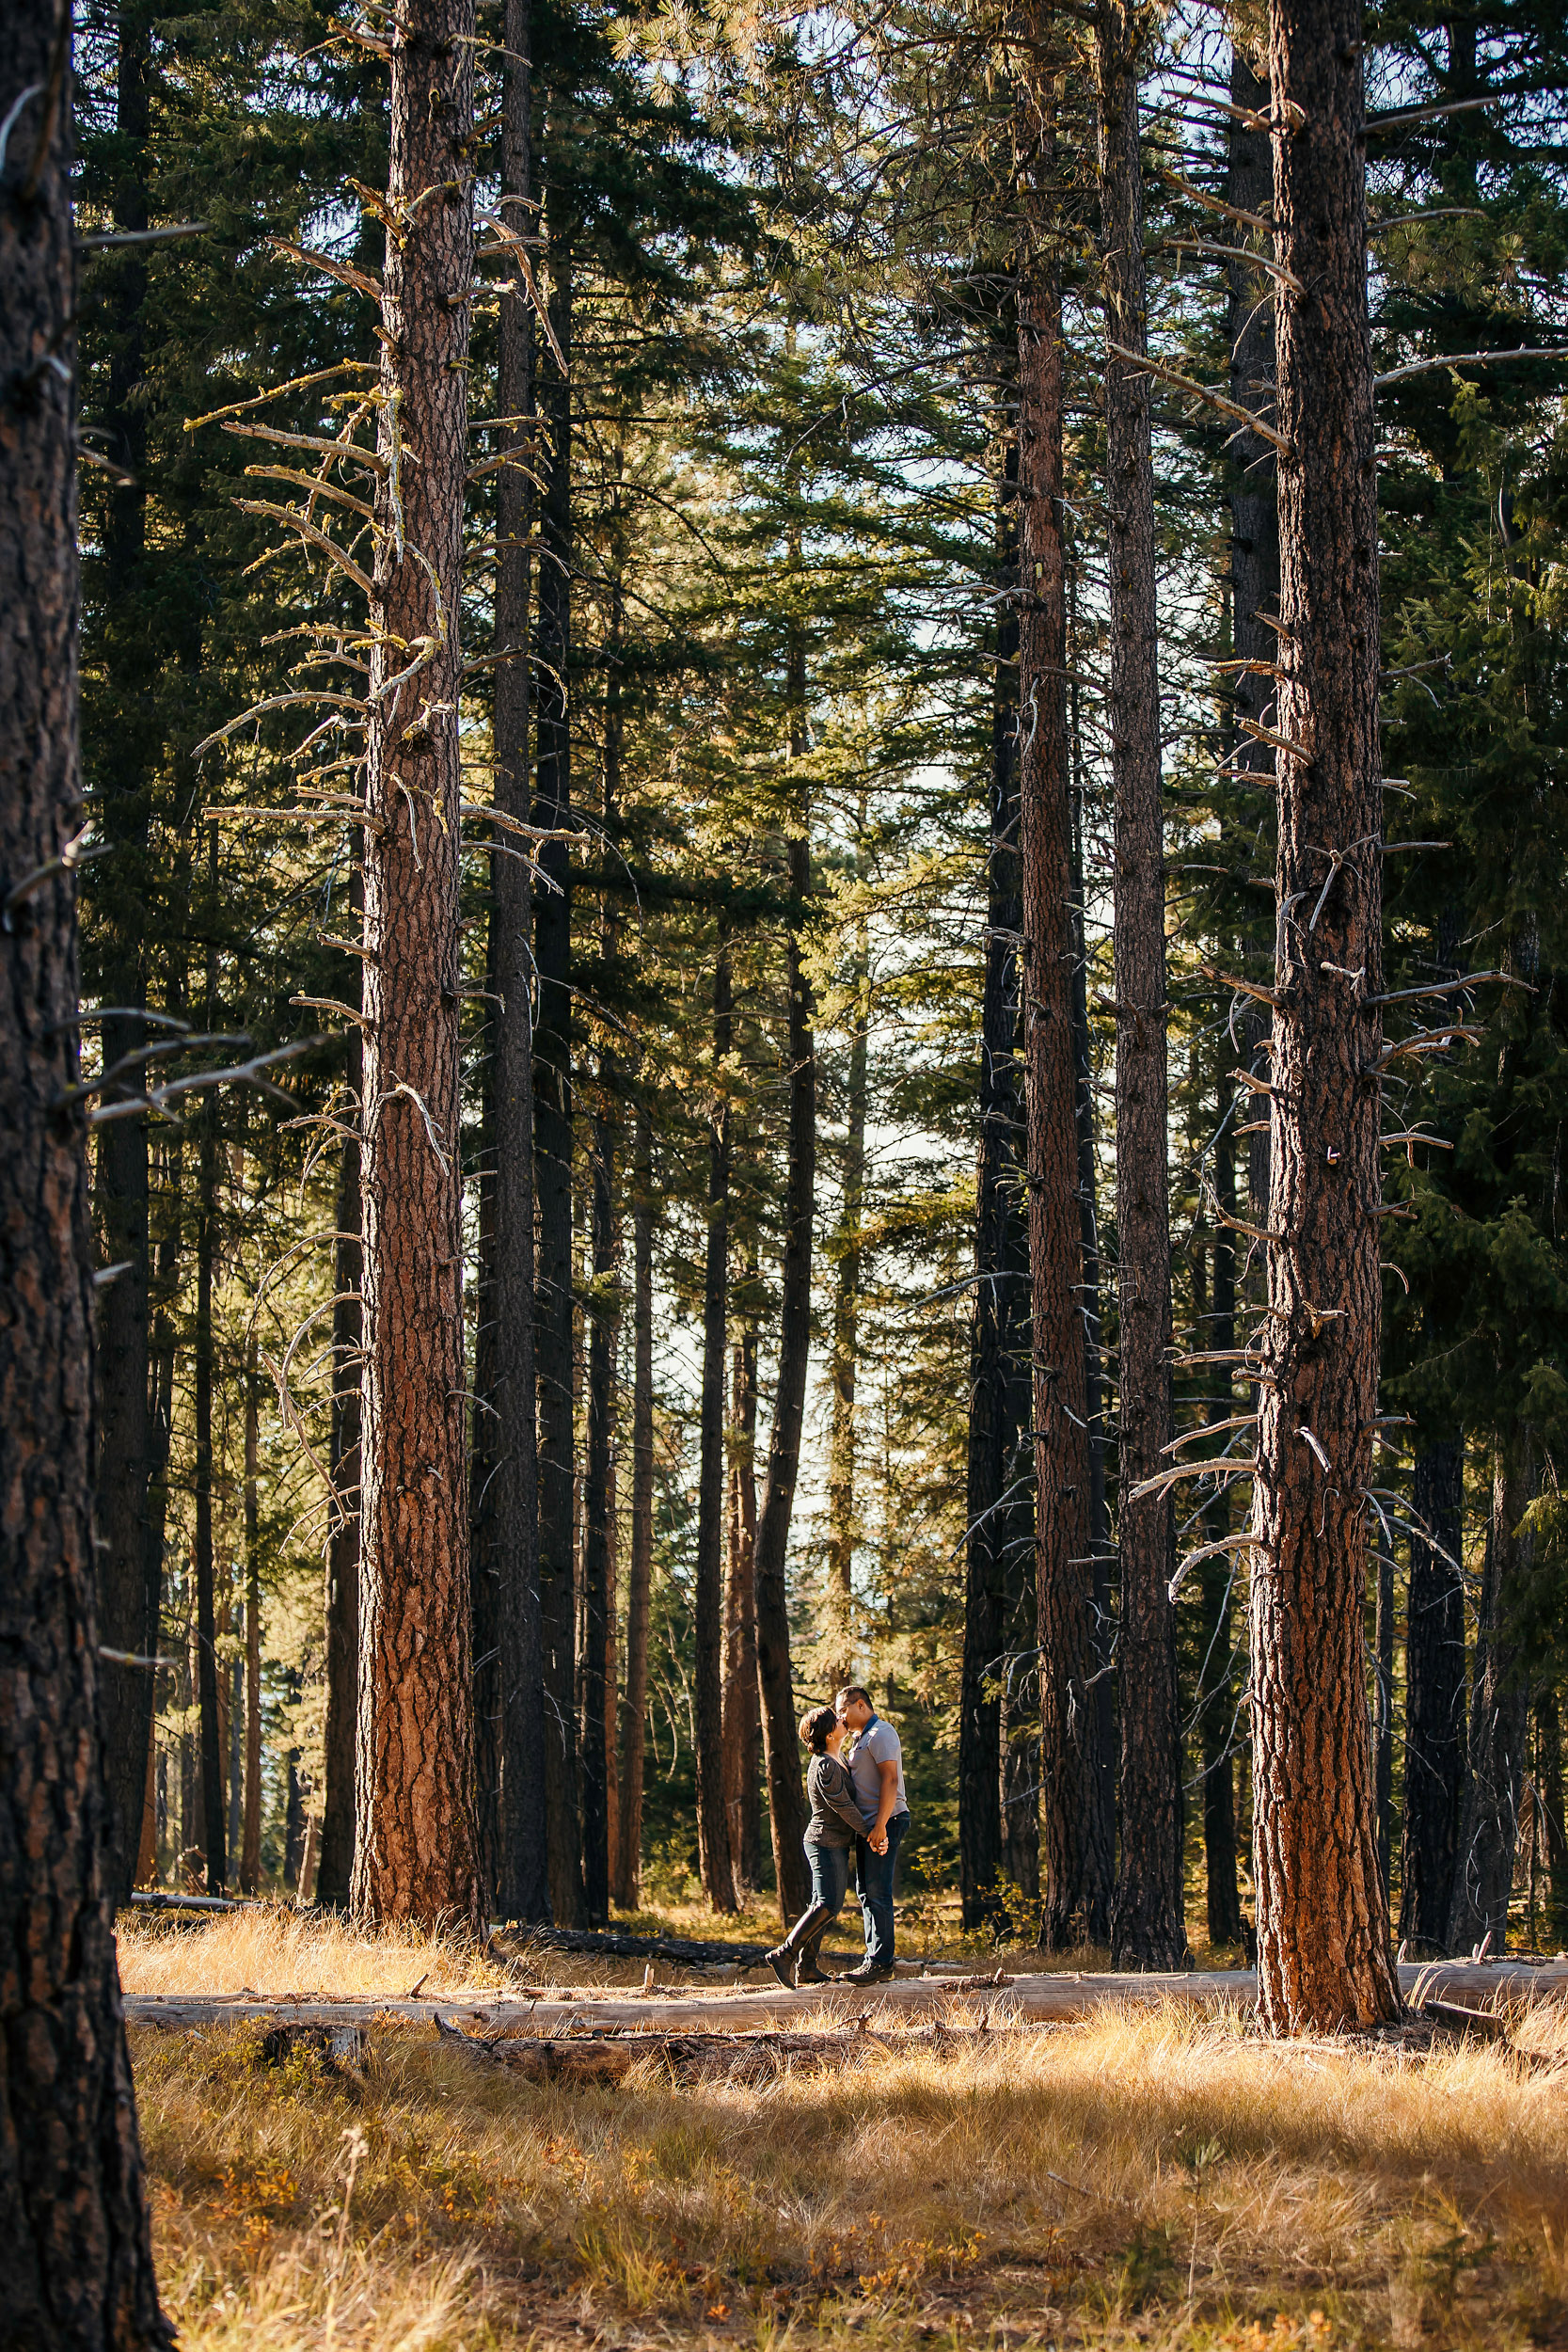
left=613, top=1096, right=656, bottom=1908
left=1, top=9, right=169, bottom=2315
left=1249, top=0, right=1399, bottom=2030
left=695, top=940, right=738, bottom=1910
left=353, top=0, right=483, bottom=1929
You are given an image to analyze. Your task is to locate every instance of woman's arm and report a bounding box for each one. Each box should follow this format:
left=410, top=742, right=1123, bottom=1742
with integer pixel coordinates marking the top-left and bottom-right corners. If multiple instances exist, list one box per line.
left=817, top=1758, right=867, bottom=1837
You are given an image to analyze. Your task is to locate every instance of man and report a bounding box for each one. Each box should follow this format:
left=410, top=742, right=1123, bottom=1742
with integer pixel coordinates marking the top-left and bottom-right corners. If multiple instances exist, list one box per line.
left=836, top=1685, right=910, bottom=1983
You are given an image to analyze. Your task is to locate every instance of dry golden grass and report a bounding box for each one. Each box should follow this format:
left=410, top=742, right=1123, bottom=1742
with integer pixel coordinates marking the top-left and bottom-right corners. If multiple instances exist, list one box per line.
left=125, top=1929, right=1568, bottom=2352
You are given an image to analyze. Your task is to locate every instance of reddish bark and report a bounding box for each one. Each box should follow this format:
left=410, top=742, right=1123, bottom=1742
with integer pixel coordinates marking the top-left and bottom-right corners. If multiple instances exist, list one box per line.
left=1249, top=0, right=1399, bottom=2031
left=353, top=0, right=483, bottom=1929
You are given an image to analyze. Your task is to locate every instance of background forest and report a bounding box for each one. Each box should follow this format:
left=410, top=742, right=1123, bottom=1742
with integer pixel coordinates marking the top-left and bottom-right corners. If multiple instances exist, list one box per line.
left=74, top=0, right=1568, bottom=1959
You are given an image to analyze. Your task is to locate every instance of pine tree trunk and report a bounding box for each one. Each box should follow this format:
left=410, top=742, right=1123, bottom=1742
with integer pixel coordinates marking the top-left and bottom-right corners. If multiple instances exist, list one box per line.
left=1538, top=1684, right=1568, bottom=1943
left=613, top=1098, right=655, bottom=1908
left=193, top=1031, right=227, bottom=1894
left=1069, top=737, right=1113, bottom=1883
left=1016, top=93, right=1106, bottom=1947
left=961, top=436, right=1028, bottom=1933
left=352, top=0, right=483, bottom=1929
left=580, top=1065, right=620, bottom=1926
left=1096, top=3, right=1183, bottom=1969
left=754, top=830, right=816, bottom=1924
left=1249, top=0, right=1399, bottom=2031
left=825, top=855, right=869, bottom=1691
left=1, top=8, right=169, bottom=2312
left=1374, top=1525, right=1394, bottom=1891
left=723, top=1309, right=763, bottom=1889
left=93, top=0, right=160, bottom=1916
left=532, top=232, right=584, bottom=1926
left=1449, top=1443, right=1532, bottom=1952
left=315, top=1035, right=361, bottom=1909
left=696, top=942, right=738, bottom=1910
left=242, top=1343, right=262, bottom=1894
left=1197, top=1078, right=1244, bottom=1948
left=1399, top=1447, right=1465, bottom=1952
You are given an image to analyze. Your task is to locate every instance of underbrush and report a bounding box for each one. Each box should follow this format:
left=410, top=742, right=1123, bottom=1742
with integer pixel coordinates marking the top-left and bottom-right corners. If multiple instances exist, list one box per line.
left=131, top=1995, right=1568, bottom=2349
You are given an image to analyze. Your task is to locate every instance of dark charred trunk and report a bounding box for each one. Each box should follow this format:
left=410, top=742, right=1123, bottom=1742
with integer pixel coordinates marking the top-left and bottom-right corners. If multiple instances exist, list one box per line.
left=961, top=431, right=1030, bottom=1933
left=1, top=8, right=170, bottom=2315
left=1250, top=0, right=1399, bottom=2030
left=613, top=1096, right=655, bottom=1908
left=754, top=822, right=817, bottom=1924
left=1400, top=1438, right=1465, bottom=1952
left=353, top=0, right=483, bottom=1929
left=1449, top=1443, right=1533, bottom=1953
left=193, top=951, right=226, bottom=1893
left=533, top=232, right=583, bottom=1926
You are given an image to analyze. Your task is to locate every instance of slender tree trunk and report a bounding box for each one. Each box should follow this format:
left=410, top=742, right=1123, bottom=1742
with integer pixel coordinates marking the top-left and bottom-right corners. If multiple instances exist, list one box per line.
left=580, top=1025, right=621, bottom=1918
left=240, top=1343, right=261, bottom=1894
left=353, top=0, right=483, bottom=1929
left=754, top=822, right=817, bottom=1924
left=1096, top=1, right=1183, bottom=1969
left=961, top=432, right=1028, bottom=1932
left=1374, top=1523, right=1395, bottom=1892
left=1400, top=1442, right=1466, bottom=1955
left=92, top=0, right=162, bottom=1916
left=1197, top=1073, right=1244, bottom=1947
left=193, top=938, right=226, bottom=1893
left=315, top=1002, right=361, bottom=1909
left=613, top=1096, right=655, bottom=1907
left=1016, top=65, right=1105, bottom=1948
left=723, top=1303, right=763, bottom=1889
left=1538, top=1683, right=1568, bottom=1942
left=1449, top=1442, right=1533, bottom=1952
left=695, top=941, right=738, bottom=1910
left=825, top=835, right=870, bottom=1691
left=1249, top=0, right=1399, bottom=2030
left=532, top=231, right=583, bottom=1925
left=1, top=8, right=169, bottom=2313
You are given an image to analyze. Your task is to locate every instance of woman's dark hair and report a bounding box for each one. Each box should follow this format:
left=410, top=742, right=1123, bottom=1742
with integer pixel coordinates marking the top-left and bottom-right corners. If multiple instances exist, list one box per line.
left=799, top=1705, right=838, bottom=1755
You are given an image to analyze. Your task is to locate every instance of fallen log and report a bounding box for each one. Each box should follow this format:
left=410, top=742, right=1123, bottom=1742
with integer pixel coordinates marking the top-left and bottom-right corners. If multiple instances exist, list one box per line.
left=122, top=1959, right=1568, bottom=2041
left=430, top=2009, right=1001, bottom=2084
left=487, top=1924, right=862, bottom=1972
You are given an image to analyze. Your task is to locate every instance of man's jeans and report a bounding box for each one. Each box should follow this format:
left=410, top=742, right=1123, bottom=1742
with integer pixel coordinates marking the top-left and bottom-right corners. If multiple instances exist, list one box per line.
left=855, top=1812, right=910, bottom=1967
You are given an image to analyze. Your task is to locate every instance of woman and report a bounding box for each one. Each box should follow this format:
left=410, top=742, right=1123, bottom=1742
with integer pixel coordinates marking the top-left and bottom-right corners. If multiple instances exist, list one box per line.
left=765, top=1705, right=866, bottom=1989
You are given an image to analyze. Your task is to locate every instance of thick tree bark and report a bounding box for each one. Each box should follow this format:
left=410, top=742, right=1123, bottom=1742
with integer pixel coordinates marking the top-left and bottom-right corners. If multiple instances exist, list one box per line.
left=1016, top=83, right=1107, bottom=1947
left=722, top=1304, right=763, bottom=1890
left=1400, top=1445, right=1465, bottom=1952
left=532, top=233, right=584, bottom=1926
left=92, top=0, right=162, bottom=1917
left=613, top=1096, right=655, bottom=1908
left=753, top=825, right=816, bottom=1924
left=315, top=1018, right=361, bottom=1909
left=1249, top=0, right=1400, bottom=2031
left=1096, top=6, right=1183, bottom=1967
left=695, top=944, right=737, bottom=1910
left=961, top=435, right=1030, bottom=1933
left=352, top=0, right=483, bottom=1929
left=1449, top=1443, right=1532, bottom=1953
left=1, top=9, right=170, bottom=2322
left=825, top=856, right=870, bottom=1692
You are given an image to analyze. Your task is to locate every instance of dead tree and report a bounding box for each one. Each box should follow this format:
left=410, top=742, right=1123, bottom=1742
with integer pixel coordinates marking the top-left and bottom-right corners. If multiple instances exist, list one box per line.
left=1096, top=0, right=1185, bottom=1970
left=1249, top=0, right=1400, bottom=2031
left=2, top=9, right=170, bottom=2327
left=352, top=0, right=483, bottom=1929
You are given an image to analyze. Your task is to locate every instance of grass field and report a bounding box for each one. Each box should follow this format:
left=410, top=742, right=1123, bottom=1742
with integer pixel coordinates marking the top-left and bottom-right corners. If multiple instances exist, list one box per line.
left=121, top=1910, right=1568, bottom=2350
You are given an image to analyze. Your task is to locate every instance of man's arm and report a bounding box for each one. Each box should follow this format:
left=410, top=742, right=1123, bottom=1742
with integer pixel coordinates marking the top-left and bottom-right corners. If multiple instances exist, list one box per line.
left=870, top=1757, right=898, bottom=1853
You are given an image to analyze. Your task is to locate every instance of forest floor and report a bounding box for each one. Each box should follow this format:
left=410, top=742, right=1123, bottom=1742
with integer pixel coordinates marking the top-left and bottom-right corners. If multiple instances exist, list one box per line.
left=120, top=1908, right=1568, bottom=2352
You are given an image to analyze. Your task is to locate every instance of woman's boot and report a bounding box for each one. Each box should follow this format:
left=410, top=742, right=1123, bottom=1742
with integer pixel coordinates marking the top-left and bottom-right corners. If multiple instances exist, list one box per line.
left=795, top=1922, right=834, bottom=1983
left=765, top=1901, right=832, bottom=1990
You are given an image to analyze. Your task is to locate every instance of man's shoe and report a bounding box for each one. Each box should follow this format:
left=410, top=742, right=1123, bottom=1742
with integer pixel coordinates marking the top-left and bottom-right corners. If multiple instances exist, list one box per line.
left=839, top=1962, right=895, bottom=1985
left=764, top=1945, right=798, bottom=1992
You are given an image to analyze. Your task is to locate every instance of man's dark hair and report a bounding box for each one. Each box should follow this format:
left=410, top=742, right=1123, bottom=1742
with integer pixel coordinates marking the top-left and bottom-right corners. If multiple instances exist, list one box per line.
left=836, top=1684, right=873, bottom=1709
left=799, top=1705, right=838, bottom=1755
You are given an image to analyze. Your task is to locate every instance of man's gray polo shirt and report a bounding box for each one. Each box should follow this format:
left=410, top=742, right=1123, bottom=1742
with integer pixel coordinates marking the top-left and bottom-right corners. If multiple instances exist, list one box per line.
left=847, top=1713, right=908, bottom=1827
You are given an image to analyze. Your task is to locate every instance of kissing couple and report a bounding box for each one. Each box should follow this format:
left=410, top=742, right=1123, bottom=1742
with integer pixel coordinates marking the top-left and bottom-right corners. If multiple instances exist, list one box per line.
left=765, top=1684, right=910, bottom=1990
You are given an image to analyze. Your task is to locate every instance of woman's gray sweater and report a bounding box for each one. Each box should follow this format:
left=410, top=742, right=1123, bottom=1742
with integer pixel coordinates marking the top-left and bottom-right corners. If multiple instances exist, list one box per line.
left=806, top=1753, right=866, bottom=1849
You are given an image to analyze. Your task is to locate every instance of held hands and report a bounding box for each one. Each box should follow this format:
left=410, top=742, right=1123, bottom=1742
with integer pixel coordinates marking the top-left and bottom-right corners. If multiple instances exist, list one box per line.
left=870, top=1829, right=889, bottom=1856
